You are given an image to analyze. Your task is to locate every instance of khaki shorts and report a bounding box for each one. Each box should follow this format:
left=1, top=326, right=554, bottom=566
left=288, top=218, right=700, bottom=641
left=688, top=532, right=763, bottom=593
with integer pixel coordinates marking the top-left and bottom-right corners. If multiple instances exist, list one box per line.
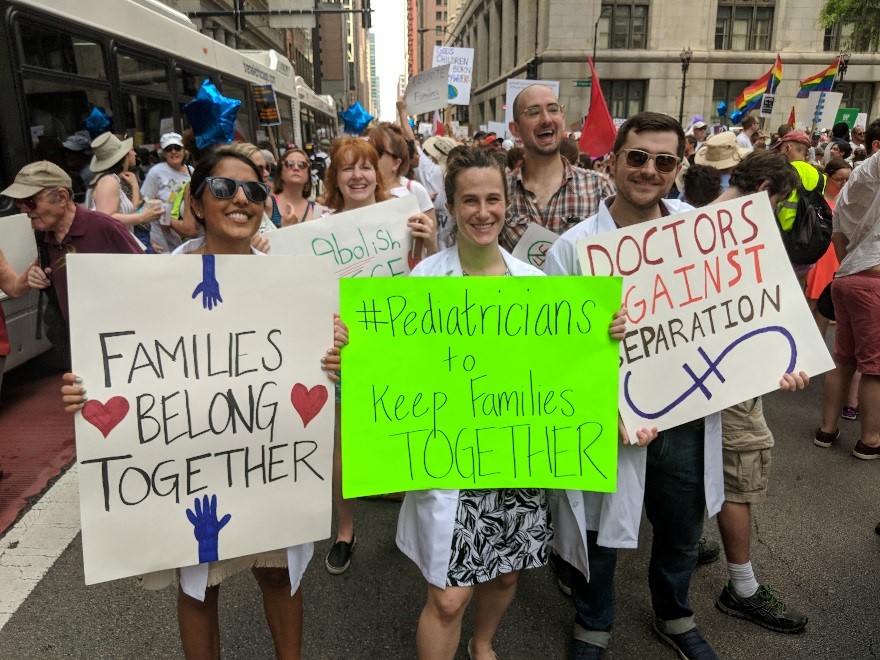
left=722, top=447, right=772, bottom=503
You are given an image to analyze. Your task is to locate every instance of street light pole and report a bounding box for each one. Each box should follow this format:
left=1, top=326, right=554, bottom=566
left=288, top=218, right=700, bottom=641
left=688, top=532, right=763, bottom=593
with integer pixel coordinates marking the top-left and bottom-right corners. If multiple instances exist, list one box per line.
left=678, top=47, right=692, bottom=126
left=593, top=5, right=611, bottom=63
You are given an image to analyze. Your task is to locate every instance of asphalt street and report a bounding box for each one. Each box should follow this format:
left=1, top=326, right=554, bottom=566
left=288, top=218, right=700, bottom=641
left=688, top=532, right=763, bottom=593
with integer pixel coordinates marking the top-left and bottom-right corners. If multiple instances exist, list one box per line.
left=0, top=371, right=878, bottom=659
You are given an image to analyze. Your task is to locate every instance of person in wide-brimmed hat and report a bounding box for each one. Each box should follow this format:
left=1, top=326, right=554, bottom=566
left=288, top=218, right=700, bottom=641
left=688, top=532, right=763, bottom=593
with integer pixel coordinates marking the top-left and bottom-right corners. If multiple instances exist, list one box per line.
left=694, top=130, right=750, bottom=189
left=86, top=133, right=163, bottom=242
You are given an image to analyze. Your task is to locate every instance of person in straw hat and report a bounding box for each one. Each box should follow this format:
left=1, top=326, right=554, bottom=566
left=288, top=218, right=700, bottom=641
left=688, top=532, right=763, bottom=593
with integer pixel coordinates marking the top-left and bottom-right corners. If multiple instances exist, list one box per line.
left=693, top=130, right=751, bottom=191
left=85, top=132, right=163, bottom=248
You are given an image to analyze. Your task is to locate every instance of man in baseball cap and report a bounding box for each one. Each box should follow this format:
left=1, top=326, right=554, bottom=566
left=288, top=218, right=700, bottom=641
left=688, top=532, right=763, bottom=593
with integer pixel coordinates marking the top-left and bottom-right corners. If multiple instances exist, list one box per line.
left=2, top=160, right=142, bottom=327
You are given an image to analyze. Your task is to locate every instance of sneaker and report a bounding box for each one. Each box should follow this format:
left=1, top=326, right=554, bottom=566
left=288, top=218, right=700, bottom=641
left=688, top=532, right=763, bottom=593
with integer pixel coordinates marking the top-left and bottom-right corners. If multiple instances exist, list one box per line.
left=813, top=428, right=840, bottom=448
left=875, top=521, right=880, bottom=536
left=841, top=406, right=860, bottom=420
left=716, top=582, right=807, bottom=633
left=549, top=552, right=573, bottom=597
left=325, top=536, right=356, bottom=574
left=697, top=538, right=720, bottom=565
left=652, top=622, right=717, bottom=660
left=569, top=639, right=605, bottom=660
left=852, top=441, right=880, bottom=460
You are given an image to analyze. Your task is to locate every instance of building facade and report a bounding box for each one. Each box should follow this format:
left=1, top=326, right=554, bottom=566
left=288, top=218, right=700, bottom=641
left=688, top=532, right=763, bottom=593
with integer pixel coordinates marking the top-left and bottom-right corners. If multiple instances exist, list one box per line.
left=409, top=0, right=451, bottom=75
left=316, top=0, right=374, bottom=115
left=444, top=0, right=880, bottom=132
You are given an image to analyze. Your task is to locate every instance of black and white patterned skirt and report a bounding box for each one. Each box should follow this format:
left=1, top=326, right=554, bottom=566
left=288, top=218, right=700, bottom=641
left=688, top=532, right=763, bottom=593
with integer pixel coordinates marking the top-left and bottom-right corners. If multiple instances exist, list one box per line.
left=446, top=488, right=551, bottom=587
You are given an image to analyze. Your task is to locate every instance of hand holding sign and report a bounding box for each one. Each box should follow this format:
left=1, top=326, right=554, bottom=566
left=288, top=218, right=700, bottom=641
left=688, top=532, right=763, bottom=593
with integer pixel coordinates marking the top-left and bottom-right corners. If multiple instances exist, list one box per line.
left=186, top=494, right=232, bottom=564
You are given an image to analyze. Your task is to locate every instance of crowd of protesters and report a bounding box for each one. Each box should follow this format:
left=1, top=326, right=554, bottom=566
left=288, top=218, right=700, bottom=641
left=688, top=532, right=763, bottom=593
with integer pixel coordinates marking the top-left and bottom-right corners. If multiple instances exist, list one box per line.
left=1, top=80, right=878, bottom=660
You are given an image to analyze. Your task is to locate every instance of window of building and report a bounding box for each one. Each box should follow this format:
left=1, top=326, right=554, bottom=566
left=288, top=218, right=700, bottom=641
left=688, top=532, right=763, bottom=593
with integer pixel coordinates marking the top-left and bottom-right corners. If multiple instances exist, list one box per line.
left=599, top=80, right=646, bottom=118
left=836, top=82, right=874, bottom=118
left=436, top=11, right=443, bottom=20
left=711, top=80, right=750, bottom=123
left=435, top=26, right=444, bottom=34
left=823, top=22, right=855, bottom=51
left=598, top=3, right=648, bottom=49
left=715, top=2, right=774, bottom=51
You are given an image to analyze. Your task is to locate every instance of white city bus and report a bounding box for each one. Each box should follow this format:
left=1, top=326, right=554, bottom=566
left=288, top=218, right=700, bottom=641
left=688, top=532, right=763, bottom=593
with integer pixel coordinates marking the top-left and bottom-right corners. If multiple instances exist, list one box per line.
left=0, top=0, right=338, bottom=377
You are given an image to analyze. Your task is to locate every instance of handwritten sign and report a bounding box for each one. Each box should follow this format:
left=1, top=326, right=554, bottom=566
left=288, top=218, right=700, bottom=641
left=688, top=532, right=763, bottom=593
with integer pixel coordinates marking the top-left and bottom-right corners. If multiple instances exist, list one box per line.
left=512, top=223, right=560, bottom=271
left=251, top=84, right=281, bottom=126
left=68, top=254, right=337, bottom=584
left=266, top=196, right=420, bottom=279
left=406, top=65, right=451, bottom=116
left=576, top=193, right=835, bottom=434
left=504, top=79, right=561, bottom=131
left=339, top=276, right=622, bottom=496
left=432, top=46, right=474, bottom=106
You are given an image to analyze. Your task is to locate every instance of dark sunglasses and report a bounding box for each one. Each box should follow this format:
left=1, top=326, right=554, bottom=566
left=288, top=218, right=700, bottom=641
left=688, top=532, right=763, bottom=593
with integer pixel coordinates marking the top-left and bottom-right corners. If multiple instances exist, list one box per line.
left=194, top=177, right=270, bottom=203
left=282, top=160, right=309, bottom=171
left=164, top=145, right=183, bottom=153
left=15, top=189, right=52, bottom=210
left=617, top=148, right=681, bottom=173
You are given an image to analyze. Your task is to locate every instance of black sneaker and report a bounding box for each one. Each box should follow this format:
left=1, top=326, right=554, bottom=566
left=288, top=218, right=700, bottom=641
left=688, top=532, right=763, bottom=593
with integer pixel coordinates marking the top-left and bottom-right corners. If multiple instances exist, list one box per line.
left=549, top=552, right=573, bottom=597
left=697, top=538, right=720, bottom=565
left=814, top=428, right=840, bottom=448
left=715, top=582, right=807, bottom=633
left=652, top=622, right=718, bottom=660
left=325, top=537, right=356, bottom=575
left=569, top=639, right=605, bottom=660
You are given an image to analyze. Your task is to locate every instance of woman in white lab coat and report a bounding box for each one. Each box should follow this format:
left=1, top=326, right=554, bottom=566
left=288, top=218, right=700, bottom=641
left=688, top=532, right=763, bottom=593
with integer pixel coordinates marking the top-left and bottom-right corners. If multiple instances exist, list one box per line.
left=396, top=147, right=626, bottom=660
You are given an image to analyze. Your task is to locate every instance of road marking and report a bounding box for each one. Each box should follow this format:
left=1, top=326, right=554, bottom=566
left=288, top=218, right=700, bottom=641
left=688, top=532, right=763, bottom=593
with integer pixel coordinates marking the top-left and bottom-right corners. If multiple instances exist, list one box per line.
left=0, top=465, right=80, bottom=630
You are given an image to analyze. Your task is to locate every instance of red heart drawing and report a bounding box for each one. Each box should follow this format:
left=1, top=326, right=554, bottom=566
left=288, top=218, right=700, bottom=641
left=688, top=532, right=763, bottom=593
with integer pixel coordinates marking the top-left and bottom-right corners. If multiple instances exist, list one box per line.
left=290, top=383, right=329, bottom=428
left=82, top=396, right=130, bottom=438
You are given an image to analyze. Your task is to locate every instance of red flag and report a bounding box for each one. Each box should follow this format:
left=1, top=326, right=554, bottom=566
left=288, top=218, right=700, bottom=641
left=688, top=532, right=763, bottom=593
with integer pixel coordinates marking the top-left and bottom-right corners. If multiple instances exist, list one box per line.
left=432, top=110, right=445, bottom=136
left=787, top=106, right=796, bottom=128
left=578, top=58, right=617, bottom=158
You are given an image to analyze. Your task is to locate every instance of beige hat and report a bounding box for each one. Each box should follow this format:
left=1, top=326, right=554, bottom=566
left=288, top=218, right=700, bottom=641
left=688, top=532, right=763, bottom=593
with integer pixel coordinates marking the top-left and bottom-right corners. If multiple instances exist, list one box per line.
left=1, top=161, right=72, bottom=199
left=694, top=131, right=749, bottom=170
left=90, top=132, right=134, bottom=172
left=422, top=136, right=458, bottom=172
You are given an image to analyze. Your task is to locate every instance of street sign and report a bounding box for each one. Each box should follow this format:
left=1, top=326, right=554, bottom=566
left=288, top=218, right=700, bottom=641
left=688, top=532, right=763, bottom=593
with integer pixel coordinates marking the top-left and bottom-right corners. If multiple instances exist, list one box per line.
left=573, top=80, right=592, bottom=88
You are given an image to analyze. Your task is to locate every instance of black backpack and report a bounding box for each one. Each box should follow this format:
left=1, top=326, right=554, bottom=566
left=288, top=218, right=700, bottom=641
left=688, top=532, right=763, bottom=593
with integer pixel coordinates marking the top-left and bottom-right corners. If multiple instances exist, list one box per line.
left=777, top=169, right=833, bottom=266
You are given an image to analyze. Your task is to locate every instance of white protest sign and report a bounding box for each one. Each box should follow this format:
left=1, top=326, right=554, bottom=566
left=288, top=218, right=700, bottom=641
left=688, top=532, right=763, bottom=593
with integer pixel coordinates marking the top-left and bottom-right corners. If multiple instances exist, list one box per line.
left=576, top=193, right=835, bottom=434
left=512, top=222, right=560, bottom=271
left=855, top=113, right=868, bottom=129
left=68, top=254, right=337, bottom=584
left=804, top=91, right=842, bottom=128
left=432, top=46, right=475, bottom=106
left=266, top=195, right=421, bottom=278
left=405, top=64, right=451, bottom=116
left=504, top=79, right=561, bottom=129
left=487, top=121, right=508, bottom=139
left=417, top=122, right=433, bottom=136
left=760, top=93, right=776, bottom=118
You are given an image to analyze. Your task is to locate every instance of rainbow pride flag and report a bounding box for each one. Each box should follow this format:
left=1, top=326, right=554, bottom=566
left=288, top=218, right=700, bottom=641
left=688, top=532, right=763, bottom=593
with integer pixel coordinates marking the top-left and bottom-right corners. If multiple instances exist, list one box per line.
left=797, top=59, right=839, bottom=98
left=734, top=55, right=783, bottom=113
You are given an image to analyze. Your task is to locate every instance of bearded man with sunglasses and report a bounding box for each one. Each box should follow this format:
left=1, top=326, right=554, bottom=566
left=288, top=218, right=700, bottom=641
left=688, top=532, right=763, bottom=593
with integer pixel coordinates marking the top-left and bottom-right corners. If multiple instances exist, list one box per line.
left=545, top=112, right=722, bottom=660
left=501, top=84, right=614, bottom=252
left=2, top=161, right=142, bottom=330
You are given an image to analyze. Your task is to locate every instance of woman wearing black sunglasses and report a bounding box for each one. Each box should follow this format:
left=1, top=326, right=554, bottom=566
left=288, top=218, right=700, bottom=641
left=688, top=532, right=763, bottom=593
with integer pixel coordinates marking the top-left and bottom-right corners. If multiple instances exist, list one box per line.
left=274, top=146, right=328, bottom=226
left=61, top=147, right=346, bottom=659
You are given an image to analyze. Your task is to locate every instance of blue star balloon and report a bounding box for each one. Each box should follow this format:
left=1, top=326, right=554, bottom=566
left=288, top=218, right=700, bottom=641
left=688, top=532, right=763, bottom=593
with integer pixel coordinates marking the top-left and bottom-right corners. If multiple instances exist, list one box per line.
left=339, top=101, right=373, bottom=135
left=84, top=107, right=111, bottom=138
left=716, top=101, right=728, bottom=118
left=729, top=109, right=745, bottom=124
left=184, top=79, right=241, bottom=149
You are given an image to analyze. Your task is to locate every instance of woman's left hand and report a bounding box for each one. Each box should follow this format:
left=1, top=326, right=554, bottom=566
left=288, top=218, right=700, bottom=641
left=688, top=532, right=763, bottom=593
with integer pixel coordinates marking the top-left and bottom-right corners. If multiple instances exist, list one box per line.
left=618, top=413, right=658, bottom=446
left=609, top=307, right=627, bottom=341
left=322, top=314, right=349, bottom=382
left=779, top=370, right=809, bottom=391
left=407, top=212, right=438, bottom=256
left=251, top=232, right=270, bottom=253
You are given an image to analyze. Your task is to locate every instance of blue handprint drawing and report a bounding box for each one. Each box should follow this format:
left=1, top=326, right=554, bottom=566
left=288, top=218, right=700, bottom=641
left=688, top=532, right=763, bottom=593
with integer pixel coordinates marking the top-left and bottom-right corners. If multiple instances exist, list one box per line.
left=186, top=494, right=232, bottom=563
left=192, top=254, right=223, bottom=310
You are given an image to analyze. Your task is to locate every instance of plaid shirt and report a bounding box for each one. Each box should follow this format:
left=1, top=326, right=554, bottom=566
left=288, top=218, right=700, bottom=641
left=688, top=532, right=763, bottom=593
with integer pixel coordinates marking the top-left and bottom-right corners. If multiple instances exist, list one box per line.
left=501, top=158, right=615, bottom=252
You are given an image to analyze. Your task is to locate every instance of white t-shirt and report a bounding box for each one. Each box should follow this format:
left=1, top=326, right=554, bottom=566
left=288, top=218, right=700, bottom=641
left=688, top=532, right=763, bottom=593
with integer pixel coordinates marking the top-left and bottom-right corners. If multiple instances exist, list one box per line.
left=834, top=150, right=880, bottom=277
left=390, top=176, right=433, bottom=214
left=736, top=131, right=754, bottom=152
left=141, top=162, right=192, bottom=253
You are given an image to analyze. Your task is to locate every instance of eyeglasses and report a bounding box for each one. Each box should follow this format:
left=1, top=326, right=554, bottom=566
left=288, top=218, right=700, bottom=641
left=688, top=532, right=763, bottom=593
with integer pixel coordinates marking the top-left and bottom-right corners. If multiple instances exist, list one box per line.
left=617, top=149, right=681, bottom=173
left=15, top=189, right=52, bottom=210
left=164, top=145, right=183, bottom=153
left=518, top=103, right=564, bottom=120
left=194, top=177, right=270, bottom=203
left=282, top=160, right=309, bottom=171
left=830, top=174, right=851, bottom=184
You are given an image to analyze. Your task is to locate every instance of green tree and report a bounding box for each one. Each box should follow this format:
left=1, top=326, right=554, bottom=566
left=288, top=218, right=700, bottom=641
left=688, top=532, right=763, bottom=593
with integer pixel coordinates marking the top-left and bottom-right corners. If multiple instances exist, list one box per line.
left=820, top=0, right=880, bottom=52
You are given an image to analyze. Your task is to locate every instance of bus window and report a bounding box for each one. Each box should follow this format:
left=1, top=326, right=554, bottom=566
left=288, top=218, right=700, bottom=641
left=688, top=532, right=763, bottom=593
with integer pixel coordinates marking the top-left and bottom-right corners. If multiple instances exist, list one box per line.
left=116, top=50, right=170, bottom=95
left=175, top=67, right=209, bottom=101
left=277, top=93, right=294, bottom=146
left=121, top=93, right=173, bottom=148
left=17, top=21, right=106, bottom=80
left=221, top=82, right=252, bottom=143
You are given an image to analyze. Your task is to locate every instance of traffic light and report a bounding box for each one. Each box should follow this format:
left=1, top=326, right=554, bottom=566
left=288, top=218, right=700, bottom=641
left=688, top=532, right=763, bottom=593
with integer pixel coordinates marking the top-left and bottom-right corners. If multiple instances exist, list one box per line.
left=362, top=0, right=371, bottom=29
left=526, top=59, right=538, bottom=80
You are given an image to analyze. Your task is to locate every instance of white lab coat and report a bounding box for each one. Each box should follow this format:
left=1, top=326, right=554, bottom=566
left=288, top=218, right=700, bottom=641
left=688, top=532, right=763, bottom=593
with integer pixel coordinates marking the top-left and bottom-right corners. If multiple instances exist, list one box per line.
left=544, top=198, right=725, bottom=581
left=395, top=245, right=544, bottom=588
